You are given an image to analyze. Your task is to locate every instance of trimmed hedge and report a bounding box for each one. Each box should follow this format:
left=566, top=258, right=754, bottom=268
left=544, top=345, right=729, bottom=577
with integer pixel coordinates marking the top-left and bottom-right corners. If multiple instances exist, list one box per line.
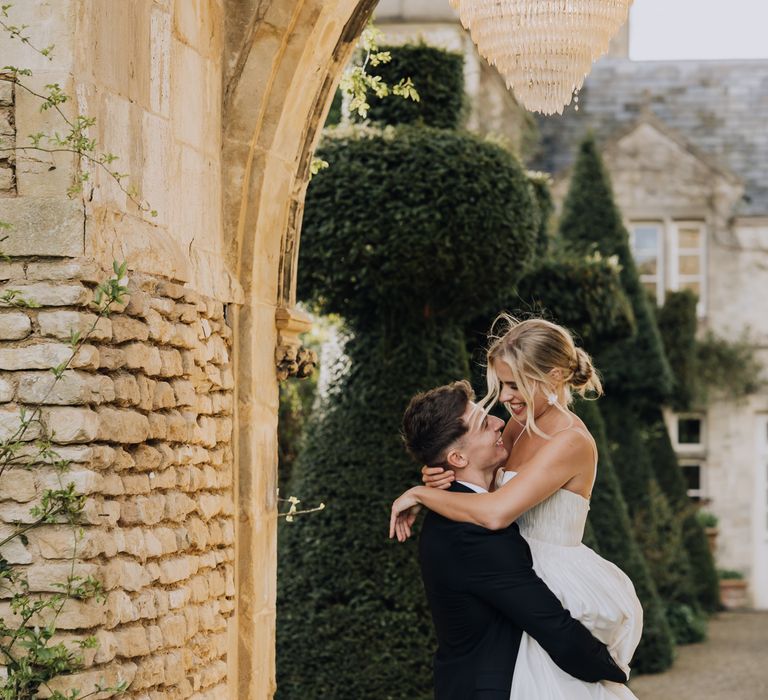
left=299, top=125, right=537, bottom=326
left=656, top=290, right=698, bottom=412
left=361, top=43, right=466, bottom=129
left=278, top=121, right=538, bottom=698
left=513, top=254, right=635, bottom=350
left=527, top=172, right=555, bottom=257
left=574, top=400, right=675, bottom=673
left=644, top=406, right=720, bottom=613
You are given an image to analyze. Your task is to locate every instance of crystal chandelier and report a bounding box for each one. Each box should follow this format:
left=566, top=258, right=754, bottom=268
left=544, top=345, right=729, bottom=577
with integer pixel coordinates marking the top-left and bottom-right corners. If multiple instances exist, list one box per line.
left=449, top=0, right=633, bottom=115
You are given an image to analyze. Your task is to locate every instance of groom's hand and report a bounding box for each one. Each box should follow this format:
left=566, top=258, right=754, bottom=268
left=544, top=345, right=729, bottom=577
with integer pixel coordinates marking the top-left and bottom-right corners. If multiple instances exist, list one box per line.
left=421, top=465, right=455, bottom=489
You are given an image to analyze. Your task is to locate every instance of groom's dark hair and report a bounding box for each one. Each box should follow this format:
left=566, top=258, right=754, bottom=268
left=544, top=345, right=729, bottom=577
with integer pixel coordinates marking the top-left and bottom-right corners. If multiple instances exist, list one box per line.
left=401, top=380, right=474, bottom=468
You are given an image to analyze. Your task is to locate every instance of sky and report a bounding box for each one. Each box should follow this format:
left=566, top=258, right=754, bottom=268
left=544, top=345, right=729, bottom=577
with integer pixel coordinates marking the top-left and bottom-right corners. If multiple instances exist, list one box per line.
left=629, top=0, right=768, bottom=60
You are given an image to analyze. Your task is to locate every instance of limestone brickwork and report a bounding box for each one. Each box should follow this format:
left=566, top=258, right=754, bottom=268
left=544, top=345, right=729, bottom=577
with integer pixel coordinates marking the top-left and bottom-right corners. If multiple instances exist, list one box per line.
left=0, top=258, right=235, bottom=698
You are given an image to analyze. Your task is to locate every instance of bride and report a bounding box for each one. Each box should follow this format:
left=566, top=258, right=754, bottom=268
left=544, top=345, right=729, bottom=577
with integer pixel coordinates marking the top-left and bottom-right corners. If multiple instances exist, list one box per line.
left=390, top=316, right=642, bottom=700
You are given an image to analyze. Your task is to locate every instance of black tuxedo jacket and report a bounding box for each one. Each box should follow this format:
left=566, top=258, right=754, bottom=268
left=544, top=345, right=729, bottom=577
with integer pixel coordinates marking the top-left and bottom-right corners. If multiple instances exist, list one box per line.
left=418, top=482, right=627, bottom=700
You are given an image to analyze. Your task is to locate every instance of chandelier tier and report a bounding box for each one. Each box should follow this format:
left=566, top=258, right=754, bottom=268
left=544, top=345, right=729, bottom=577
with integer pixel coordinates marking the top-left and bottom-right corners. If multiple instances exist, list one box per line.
left=449, top=0, right=633, bottom=115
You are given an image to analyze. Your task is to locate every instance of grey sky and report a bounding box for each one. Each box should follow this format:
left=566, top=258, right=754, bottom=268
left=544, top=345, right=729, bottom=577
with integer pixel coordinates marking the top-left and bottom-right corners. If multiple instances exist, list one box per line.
left=630, top=0, right=768, bottom=60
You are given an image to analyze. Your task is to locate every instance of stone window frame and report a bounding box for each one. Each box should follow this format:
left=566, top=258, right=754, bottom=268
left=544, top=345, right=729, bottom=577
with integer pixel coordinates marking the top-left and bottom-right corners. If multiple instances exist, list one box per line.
left=672, top=412, right=706, bottom=451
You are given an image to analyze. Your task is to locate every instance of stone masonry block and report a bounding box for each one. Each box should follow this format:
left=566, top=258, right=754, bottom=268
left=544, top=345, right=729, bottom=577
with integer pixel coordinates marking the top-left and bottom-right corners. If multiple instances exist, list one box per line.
left=0, top=311, right=32, bottom=339
left=123, top=342, right=162, bottom=375
left=0, top=282, right=90, bottom=307
left=0, top=406, right=41, bottom=441
left=171, top=378, right=196, bottom=407
left=147, top=412, right=167, bottom=439
left=26, top=562, right=99, bottom=592
left=42, top=406, right=100, bottom=443
left=149, top=296, right=175, bottom=316
left=0, top=342, right=99, bottom=370
left=0, top=197, right=84, bottom=257
left=38, top=310, right=113, bottom=341
left=112, top=624, right=151, bottom=657
left=136, top=374, right=157, bottom=411
left=119, top=494, right=166, bottom=525
left=131, top=444, right=163, bottom=471
left=0, top=525, right=33, bottom=563
left=144, top=307, right=173, bottom=343
left=38, top=467, right=103, bottom=495
left=112, top=374, right=141, bottom=406
left=0, top=262, right=25, bottom=281
left=159, top=348, right=183, bottom=377
left=169, top=322, right=198, bottom=349
left=46, top=662, right=138, bottom=699
left=152, top=380, right=176, bottom=409
left=98, top=346, right=126, bottom=370
left=25, top=259, right=104, bottom=283
left=17, top=370, right=114, bottom=405
left=96, top=407, right=150, bottom=443
left=111, top=314, right=150, bottom=343
left=102, top=559, right=152, bottom=592
left=0, top=373, right=14, bottom=402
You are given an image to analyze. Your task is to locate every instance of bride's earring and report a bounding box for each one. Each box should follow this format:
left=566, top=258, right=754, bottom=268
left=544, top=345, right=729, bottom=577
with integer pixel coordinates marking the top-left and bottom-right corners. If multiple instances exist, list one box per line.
left=546, top=392, right=558, bottom=406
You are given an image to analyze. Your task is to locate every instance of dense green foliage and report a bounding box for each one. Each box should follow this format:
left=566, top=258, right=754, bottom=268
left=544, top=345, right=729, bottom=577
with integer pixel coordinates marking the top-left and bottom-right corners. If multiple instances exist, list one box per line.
left=695, top=331, right=763, bottom=403
left=527, top=171, right=555, bottom=257
left=277, top=330, right=467, bottom=699
left=559, top=135, right=673, bottom=401
left=513, top=253, right=635, bottom=350
left=299, top=126, right=538, bottom=327
left=575, top=401, right=675, bottom=672
left=656, top=290, right=698, bottom=411
left=279, top=117, right=538, bottom=697
left=361, top=43, right=465, bottom=129
left=644, top=407, right=720, bottom=613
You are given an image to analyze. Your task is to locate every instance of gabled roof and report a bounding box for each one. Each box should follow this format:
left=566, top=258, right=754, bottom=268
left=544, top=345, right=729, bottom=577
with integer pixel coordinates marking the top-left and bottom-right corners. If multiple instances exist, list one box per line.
left=531, top=57, right=768, bottom=216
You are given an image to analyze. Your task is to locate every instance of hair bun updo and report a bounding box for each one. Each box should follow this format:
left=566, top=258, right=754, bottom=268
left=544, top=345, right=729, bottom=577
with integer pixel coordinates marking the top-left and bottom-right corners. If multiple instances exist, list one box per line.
left=571, top=347, right=595, bottom=390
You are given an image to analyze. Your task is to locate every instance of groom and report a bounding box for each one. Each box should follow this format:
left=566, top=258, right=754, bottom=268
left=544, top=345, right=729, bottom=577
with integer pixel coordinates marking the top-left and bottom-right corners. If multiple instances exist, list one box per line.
left=401, top=380, right=627, bottom=700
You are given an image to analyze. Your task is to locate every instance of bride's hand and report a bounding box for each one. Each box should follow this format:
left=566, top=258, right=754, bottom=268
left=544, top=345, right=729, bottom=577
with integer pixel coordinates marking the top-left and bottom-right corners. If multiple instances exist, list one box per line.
left=421, top=465, right=455, bottom=489
left=389, top=487, right=423, bottom=542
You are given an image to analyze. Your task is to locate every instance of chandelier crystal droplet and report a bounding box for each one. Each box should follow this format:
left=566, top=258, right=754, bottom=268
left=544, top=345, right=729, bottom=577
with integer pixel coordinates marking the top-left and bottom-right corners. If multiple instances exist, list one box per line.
left=449, top=0, right=633, bottom=115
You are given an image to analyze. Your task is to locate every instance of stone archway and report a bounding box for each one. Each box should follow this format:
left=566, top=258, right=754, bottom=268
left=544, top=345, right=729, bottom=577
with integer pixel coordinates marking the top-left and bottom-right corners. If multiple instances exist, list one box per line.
left=0, top=0, right=378, bottom=697
left=220, top=1, right=377, bottom=696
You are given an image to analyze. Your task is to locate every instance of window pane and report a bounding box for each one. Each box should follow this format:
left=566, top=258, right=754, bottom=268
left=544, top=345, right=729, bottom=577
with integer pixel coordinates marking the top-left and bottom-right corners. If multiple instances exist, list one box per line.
left=637, top=255, right=658, bottom=275
left=642, top=280, right=658, bottom=299
left=678, top=418, right=702, bottom=444
left=634, top=226, right=659, bottom=250
left=678, top=227, right=701, bottom=249
left=679, top=255, right=701, bottom=275
left=682, top=464, right=701, bottom=492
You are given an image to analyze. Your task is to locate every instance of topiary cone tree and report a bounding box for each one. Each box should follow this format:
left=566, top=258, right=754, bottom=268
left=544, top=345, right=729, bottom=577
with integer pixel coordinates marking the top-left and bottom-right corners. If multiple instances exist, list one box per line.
left=276, top=68, right=539, bottom=698
left=557, top=134, right=688, bottom=667
left=509, top=243, right=675, bottom=672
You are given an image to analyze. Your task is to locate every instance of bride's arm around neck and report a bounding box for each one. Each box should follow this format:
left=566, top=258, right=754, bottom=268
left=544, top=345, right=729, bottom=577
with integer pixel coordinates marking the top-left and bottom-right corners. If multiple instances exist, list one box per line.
left=414, top=429, right=594, bottom=530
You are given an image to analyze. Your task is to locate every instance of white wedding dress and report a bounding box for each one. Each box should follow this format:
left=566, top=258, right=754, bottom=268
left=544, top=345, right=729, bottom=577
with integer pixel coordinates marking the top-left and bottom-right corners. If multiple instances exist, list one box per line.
left=497, top=469, right=643, bottom=700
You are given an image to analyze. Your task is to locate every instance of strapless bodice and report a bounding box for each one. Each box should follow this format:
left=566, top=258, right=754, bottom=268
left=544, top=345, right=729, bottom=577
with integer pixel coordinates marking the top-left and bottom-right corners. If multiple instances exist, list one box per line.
left=496, top=469, right=589, bottom=547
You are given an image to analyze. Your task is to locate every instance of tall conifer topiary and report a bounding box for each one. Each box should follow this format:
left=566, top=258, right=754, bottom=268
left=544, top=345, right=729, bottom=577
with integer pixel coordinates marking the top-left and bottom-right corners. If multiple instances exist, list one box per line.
left=277, top=46, right=538, bottom=698
left=558, top=134, right=680, bottom=668
left=501, top=220, right=675, bottom=671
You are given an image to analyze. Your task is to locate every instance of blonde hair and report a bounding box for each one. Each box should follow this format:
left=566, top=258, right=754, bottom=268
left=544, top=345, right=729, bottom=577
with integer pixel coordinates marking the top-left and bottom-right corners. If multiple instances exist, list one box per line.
left=481, top=314, right=602, bottom=438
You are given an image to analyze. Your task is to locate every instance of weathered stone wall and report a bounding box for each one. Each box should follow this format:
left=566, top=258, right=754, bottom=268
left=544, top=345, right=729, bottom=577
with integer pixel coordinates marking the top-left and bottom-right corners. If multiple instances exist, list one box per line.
left=0, top=79, right=13, bottom=196
left=0, top=258, right=235, bottom=698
